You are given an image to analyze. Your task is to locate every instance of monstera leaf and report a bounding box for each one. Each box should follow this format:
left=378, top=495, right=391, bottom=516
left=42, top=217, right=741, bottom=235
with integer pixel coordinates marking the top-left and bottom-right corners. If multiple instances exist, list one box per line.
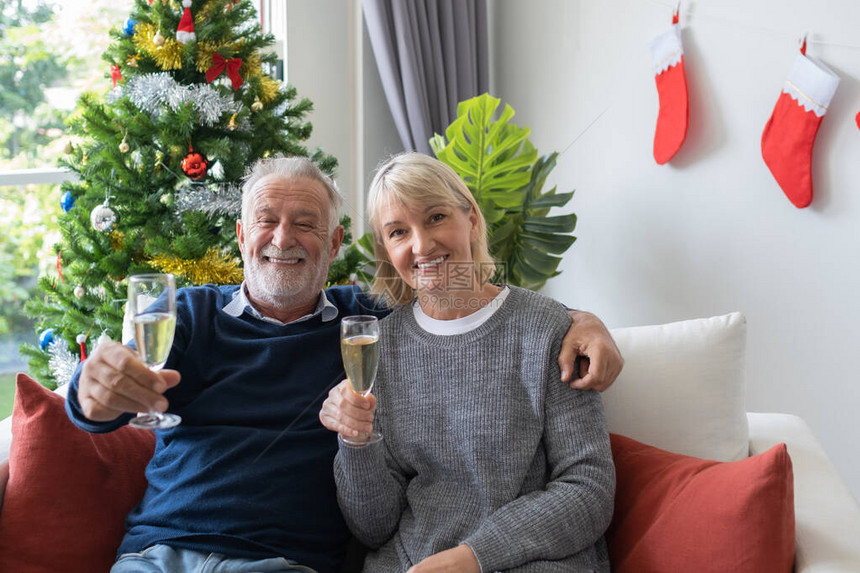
left=430, top=94, right=536, bottom=224
left=491, top=152, right=576, bottom=289
left=431, top=94, right=576, bottom=290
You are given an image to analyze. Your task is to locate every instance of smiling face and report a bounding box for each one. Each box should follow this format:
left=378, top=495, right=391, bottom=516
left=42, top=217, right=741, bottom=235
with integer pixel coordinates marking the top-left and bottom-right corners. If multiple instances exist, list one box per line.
left=237, top=174, right=343, bottom=318
left=378, top=196, right=479, bottom=294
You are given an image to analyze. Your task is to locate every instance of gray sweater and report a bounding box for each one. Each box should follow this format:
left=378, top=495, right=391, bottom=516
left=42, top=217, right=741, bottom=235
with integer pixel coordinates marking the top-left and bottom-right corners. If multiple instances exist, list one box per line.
left=334, top=286, right=615, bottom=572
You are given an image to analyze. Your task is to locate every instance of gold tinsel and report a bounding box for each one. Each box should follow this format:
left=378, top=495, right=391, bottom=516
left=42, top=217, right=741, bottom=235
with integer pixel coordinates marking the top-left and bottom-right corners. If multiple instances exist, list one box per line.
left=258, top=76, right=281, bottom=104
left=109, top=230, right=125, bottom=251
left=195, top=41, right=221, bottom=73
left=240, top=48, right=262, bottom=79
left=133, top=23, right=183, bottom=70
left=196, top=40, right=258, bottom=75
left=148, top=248, right=244, bottom=285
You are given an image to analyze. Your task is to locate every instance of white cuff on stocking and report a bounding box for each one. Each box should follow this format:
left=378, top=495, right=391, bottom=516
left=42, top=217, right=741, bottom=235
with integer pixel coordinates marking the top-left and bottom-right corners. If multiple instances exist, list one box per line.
left=783, top=54, right=840, bottom=117
left=650, top=24, right=683, bottom=75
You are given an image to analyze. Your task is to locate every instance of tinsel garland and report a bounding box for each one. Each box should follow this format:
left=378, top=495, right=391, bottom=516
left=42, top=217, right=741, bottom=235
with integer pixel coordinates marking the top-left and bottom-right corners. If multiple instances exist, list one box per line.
left=242, top=49, right=264, bottom=83
left=105, top=86, right=124, bottom=104
left=126, top=73, right=241, bottom=126
left=195, top=41, right=221, bottom=73
left=196, top=40, right=262, bottom=80
left=175, top=182, right=242, bottom=217
left=148, top=248, right=244, bottom=285
left=110, top=230, right=125, bottom=251
left=133, top=22, right=183, bottom=70
left=259, top=76, right=280, bottom=104
left=48, top=341, right=78, bottom=387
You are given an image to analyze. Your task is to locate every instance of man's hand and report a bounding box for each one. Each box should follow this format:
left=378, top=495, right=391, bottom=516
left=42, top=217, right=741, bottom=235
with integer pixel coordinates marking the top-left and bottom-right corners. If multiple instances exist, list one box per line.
left=560, top=310, right=624, bottom=392
left=76, top=340, right=180, bottom=422
left=319, top=379, right=376, bottom=442
left=406, top=544, right=480, bottom=573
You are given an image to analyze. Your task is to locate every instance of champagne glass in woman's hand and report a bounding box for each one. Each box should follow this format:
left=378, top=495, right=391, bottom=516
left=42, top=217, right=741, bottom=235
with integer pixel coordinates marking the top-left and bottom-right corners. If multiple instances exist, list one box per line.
left=340, top=315, right=381, bottom=445
left=127, top=273, right=181, bottom=430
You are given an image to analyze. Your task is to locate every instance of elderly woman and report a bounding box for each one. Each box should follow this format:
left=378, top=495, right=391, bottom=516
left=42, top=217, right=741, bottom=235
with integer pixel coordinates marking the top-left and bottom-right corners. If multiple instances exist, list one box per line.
left=320, top=152, right=614, bottom=573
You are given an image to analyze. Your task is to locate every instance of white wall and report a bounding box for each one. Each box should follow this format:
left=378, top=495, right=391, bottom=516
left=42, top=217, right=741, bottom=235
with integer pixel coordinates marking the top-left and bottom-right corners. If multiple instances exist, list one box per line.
left=492, top=0, right=860, bottom=499
left=284, top=0, right=401, bottom=237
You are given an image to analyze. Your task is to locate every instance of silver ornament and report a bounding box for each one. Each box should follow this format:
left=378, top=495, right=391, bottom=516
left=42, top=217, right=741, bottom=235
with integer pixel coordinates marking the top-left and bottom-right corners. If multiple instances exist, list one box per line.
left=48, top=341, right=78, bottom=387
left=91, top=203, right=117, bottom=232
left=74, top=285, right=86, bottom=298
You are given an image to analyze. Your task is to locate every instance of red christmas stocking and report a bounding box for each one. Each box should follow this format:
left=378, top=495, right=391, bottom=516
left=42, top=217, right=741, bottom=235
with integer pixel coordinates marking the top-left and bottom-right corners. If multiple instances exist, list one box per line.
left=761, top=50, right=839, bottom=208
left=649, top=21, right=689, bottom=164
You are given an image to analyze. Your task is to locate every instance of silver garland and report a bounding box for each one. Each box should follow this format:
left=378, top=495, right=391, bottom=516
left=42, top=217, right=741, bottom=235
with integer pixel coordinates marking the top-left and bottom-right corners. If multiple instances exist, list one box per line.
left=48, top=341, right=79, bottom=387
left=105, top=86, right=124, bottom=104
left=175, top=182, right=243, bottom=218
left=126, top=73, right=241, bottom=126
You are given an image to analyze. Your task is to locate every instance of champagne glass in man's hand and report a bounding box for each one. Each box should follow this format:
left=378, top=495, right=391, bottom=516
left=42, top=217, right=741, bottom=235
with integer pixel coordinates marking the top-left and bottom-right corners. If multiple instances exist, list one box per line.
left=127, top=273, right=181, bottom=430
left=339, top=315, right=381, bottom=445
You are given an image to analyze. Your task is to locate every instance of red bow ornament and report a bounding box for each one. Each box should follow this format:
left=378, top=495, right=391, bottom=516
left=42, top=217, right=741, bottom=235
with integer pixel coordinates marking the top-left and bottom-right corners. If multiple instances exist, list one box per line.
left=206, top=53, right=244, bottom=91
left=110, top=64, right=123, bottom=87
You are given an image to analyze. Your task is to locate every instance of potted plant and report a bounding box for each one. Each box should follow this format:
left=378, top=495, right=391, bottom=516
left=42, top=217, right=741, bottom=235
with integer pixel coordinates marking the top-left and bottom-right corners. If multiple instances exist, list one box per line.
left=357, top=93, right=576, bottom=290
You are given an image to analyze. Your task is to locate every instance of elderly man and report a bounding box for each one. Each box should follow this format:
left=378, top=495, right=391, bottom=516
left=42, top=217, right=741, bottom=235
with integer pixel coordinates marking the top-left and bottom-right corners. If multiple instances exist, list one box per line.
left=67, top=156, right=623, bottom=573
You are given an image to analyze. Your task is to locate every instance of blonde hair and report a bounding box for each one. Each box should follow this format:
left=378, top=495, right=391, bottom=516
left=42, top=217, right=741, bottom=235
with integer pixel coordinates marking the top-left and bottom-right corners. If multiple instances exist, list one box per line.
left=367, top=152, right=496, bottom=306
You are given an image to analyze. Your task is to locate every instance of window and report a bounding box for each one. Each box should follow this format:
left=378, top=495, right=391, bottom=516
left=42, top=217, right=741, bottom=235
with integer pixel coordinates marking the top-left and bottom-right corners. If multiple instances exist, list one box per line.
left=258, top=0, right=286, bottom=81
left=0, top=0, right=132, bottom=406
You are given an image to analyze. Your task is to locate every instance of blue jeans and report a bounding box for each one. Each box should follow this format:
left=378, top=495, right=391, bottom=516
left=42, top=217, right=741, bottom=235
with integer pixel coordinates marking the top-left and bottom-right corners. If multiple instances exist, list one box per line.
left=111, top=544, right=318, bottom=573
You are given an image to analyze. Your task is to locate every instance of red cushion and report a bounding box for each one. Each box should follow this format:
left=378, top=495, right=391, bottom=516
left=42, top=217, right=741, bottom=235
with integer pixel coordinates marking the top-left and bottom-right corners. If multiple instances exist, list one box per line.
left=607, top=433, right=795, bottom=573
left=0, top=373, right=155, bottom=573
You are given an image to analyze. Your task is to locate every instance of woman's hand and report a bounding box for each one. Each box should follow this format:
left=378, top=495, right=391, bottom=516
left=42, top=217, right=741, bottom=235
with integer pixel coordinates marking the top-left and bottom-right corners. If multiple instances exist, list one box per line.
left=406, top=544, right=480, bottom=573
left=319, top=379, right=376, bottom=441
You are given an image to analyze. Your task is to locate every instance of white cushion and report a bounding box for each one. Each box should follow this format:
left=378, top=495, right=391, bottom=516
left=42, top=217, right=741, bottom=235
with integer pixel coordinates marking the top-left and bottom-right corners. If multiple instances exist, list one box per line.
left=604, top=312, right=749, bottom=462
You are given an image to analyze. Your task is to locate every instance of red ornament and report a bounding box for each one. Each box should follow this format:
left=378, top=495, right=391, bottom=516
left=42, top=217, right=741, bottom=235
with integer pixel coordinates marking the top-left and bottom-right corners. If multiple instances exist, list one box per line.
left=110, top=64, right=123, bottom=88
left=181, top=147, right=209, bottom=180
left=56, top=250, right=66, bottom=283
left=176, top=0, right=196, bottom=44
left=206, top=53, right=244, bottom=91
left=77, top=334, right=88, bottom=361
left=856, top=111, right=860, bottom=130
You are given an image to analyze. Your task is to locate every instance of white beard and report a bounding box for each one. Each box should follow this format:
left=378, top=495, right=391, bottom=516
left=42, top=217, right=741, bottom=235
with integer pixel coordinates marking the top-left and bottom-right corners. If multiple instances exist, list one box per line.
left=243, top=245, right=331, bottom=307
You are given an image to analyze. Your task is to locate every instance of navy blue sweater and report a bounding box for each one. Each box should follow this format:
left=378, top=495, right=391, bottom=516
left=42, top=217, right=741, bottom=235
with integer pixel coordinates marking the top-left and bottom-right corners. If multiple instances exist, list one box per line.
left=66, top=284, right=387, bottom=573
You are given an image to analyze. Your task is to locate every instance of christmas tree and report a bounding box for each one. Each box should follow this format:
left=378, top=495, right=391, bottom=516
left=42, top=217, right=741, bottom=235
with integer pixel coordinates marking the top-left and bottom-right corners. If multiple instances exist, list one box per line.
left=22, top=0, right=363, bottom=387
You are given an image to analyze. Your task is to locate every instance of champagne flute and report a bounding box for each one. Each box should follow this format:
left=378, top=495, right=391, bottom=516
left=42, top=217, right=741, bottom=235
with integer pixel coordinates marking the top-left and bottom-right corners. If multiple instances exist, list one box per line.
left=340, top=315, right=381, bottom=445
left=127, top=273, right=181, bottom=430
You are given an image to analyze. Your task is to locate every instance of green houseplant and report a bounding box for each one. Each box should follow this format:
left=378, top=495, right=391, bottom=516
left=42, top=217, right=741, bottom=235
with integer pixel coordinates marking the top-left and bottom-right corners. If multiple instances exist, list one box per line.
left=429, top=93, right=576, bottom=290
left=357, top=93, right=577, bottom=291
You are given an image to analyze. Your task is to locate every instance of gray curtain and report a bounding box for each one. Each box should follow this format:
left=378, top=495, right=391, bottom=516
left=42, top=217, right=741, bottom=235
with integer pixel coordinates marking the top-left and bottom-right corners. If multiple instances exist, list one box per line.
left=363, top=0, right=489, bottom=155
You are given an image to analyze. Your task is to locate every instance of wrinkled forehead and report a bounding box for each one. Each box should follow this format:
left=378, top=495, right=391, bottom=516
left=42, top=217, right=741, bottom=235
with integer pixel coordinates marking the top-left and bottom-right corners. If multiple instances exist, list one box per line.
left=248, top=174, right=332, bottom=215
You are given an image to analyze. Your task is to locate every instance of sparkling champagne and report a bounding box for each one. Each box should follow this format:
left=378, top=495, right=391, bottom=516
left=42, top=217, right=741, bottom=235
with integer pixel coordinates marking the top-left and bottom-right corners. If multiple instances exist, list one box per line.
left=134, top=312, right=176, bottom=370
left=341, top=334, right=379, bottom=394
